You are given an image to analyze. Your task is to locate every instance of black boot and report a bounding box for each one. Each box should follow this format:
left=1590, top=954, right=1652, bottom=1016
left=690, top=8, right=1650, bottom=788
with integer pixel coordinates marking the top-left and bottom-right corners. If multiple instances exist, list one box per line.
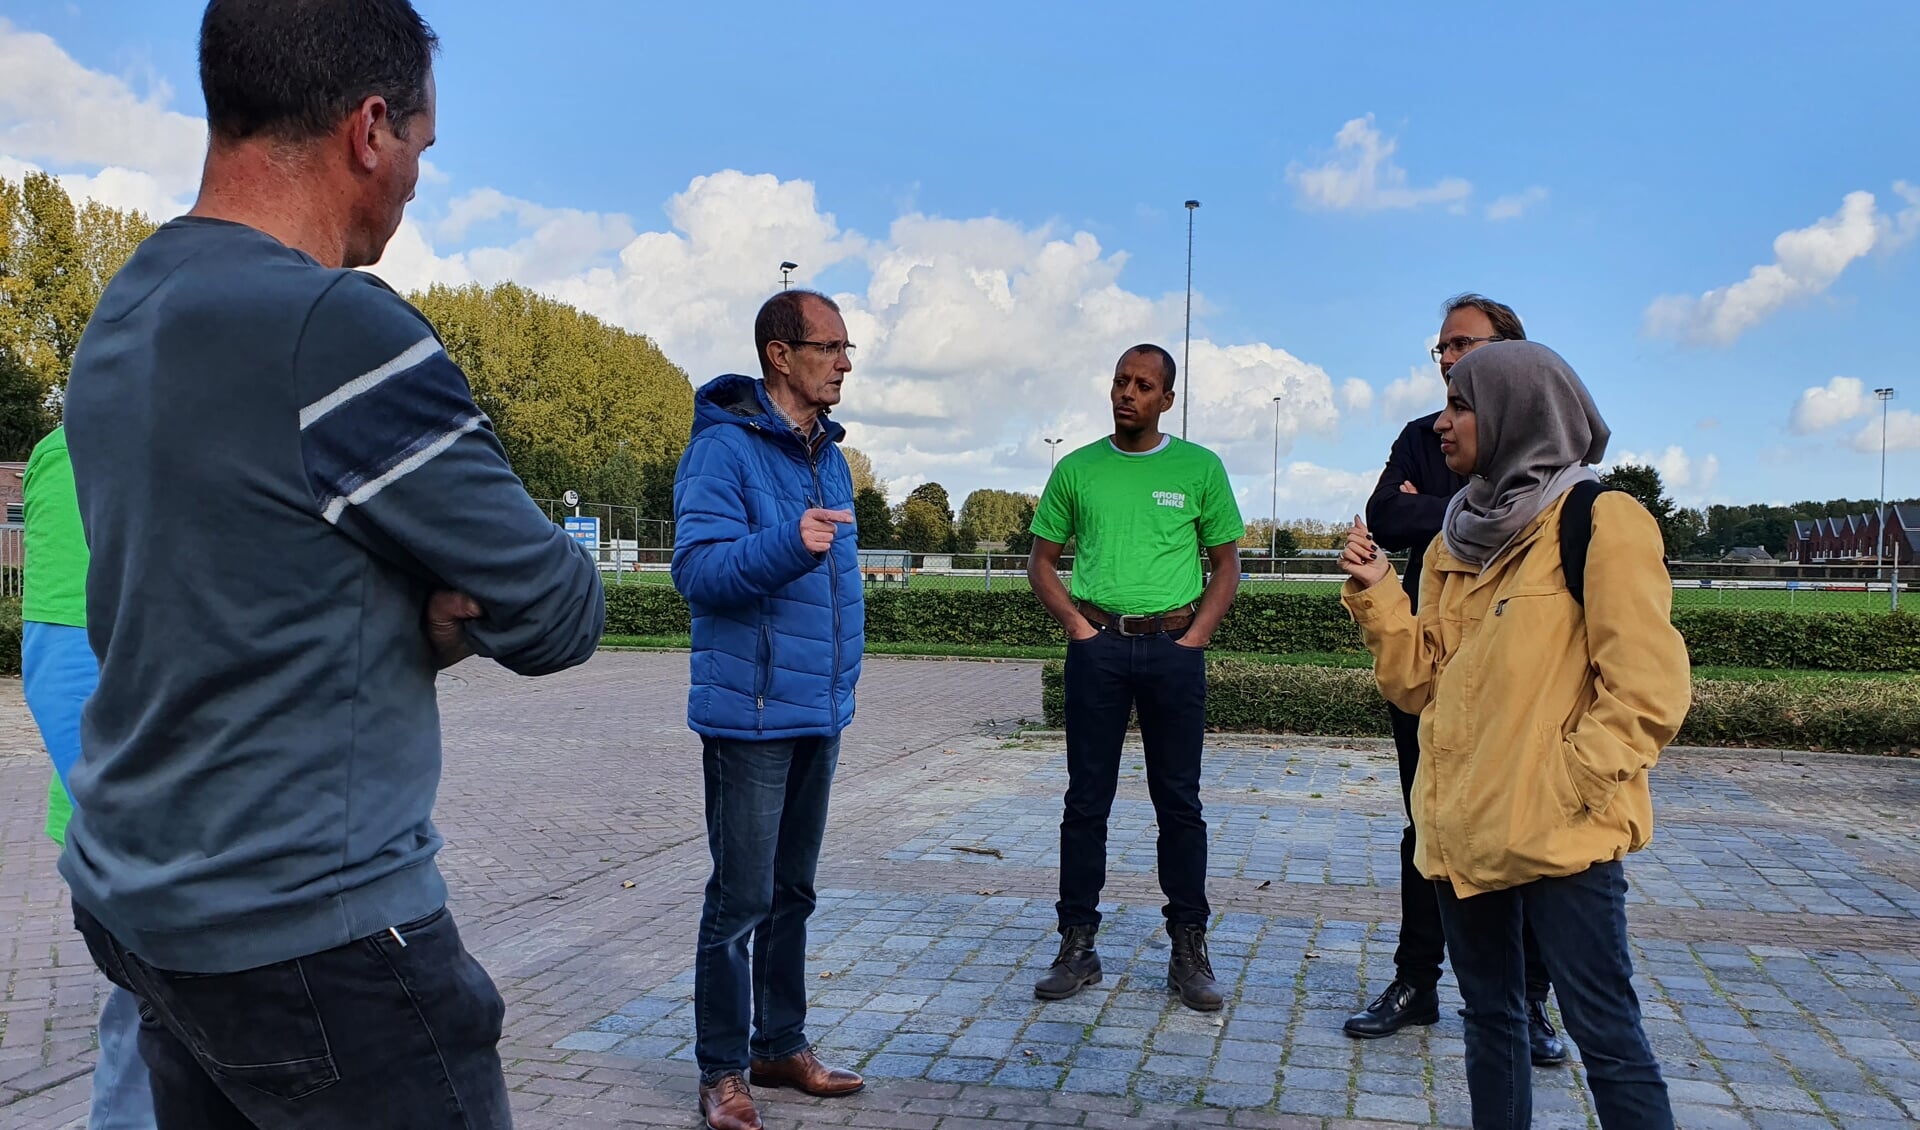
left=1343, top=979, right=1440, bottom=1039
left=1034, top=925, right=1101, bottom=1000
left=1167, top=924, right=1224, bottom=1012
left=1529, top=999, right=1568, bottom=1066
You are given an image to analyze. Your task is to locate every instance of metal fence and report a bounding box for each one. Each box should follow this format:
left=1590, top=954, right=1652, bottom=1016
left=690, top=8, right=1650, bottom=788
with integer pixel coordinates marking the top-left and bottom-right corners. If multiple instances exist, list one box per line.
left=838, top=552, right=1917, bottom=614
left=573, top=547, right=1914, bottom=612
left=1, top=513, right=1907, bottom=611
left=0, top=525, right=19, bottom=598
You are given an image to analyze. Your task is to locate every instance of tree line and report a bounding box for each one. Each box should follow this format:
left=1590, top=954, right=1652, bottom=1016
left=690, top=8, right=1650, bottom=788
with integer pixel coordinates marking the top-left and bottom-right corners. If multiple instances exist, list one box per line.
left=1596, top=463, right=1916, bottom=560
left=847, top=476, right=1040, bottom=555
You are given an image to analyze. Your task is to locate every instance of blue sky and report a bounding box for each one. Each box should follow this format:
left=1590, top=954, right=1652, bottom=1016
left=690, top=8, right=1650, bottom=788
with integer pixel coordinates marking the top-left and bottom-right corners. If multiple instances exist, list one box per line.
left=4, top=1, right=1918, bottom=525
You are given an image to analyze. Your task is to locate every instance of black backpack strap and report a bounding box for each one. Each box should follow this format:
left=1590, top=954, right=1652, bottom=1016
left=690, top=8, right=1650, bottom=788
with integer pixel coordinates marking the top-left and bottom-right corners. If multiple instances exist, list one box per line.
left=1559, top=480, right=1614, bottom=606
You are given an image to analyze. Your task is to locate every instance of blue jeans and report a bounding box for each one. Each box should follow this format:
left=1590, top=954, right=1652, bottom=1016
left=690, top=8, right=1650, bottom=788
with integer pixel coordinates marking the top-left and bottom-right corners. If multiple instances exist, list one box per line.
left=1436, top=862, right=1672, bottom=1130
left=91, top=987, right=155, bottom=1129
left=1059, top=626, right=1209, bottom=930
left=23, top=622, right=156, bottom=1129
left=75, top=902, right=509, bottom=1129
left=694, top=735, right=839, bottom=1082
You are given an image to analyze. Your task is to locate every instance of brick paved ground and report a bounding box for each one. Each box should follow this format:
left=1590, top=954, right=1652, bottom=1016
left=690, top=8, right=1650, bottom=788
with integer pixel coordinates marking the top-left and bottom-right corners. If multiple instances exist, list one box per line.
left=2, top=652, right=1917, bottom=1129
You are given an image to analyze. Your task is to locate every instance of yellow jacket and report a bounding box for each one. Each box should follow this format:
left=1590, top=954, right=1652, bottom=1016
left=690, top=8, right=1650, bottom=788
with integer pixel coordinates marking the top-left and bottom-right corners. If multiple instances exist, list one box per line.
left=1343, top=491, right=1691, bottom=898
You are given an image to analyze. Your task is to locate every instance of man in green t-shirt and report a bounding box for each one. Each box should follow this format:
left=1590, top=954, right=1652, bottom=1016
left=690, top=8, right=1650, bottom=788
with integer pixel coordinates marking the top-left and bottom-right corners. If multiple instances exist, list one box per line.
left=1026, top=343, right=1244, bottom=1013
left=22, top=427, right=155, bottom=1128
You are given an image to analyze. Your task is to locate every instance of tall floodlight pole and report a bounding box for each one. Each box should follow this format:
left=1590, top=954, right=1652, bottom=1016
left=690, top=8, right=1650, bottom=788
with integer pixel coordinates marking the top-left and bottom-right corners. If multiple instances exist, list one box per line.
left=1045, top=437, right=1064, bottom=472
left=1182, top=200, right=1200, bottom=440
left=1270, top=396, right=1283, bottom=564
left=780, top=260, right=797, bottom=290
left=1876, top=387, right=1896, bottom=581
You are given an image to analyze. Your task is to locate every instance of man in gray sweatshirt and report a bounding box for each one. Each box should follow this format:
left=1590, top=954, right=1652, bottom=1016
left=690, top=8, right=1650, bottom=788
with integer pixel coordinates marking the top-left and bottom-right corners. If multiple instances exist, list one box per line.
left=59, top=2, right=604, bottom=1127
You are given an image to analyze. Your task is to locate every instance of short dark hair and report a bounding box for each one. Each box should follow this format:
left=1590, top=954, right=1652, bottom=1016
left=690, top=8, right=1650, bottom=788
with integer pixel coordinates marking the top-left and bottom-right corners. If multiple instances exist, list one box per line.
left=1442, top=293, right=1526, bottom=342
left=754, top=290, right=841, bottom=376
left=199, top=0, right=440, bottom=143
left=1121, top=343, right=1178, bottom=390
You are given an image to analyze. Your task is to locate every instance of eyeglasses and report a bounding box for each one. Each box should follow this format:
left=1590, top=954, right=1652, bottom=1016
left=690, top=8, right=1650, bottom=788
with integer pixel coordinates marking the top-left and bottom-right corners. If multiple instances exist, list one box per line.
left=784, top=339, right=856, bottom=357
left=1430, top=334, right=1504, bottom=362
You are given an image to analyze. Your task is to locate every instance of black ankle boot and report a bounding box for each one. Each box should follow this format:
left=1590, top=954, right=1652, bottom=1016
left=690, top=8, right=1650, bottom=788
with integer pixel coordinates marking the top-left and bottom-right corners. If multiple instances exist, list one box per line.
left=1529, top=999, right=1568, bottom=1066
left=1034, top=924, right=1101, bottom=1000
left=1343, top=979, right=1440, bottom=1038
left=1167, top=924, right=1223, bottom=1012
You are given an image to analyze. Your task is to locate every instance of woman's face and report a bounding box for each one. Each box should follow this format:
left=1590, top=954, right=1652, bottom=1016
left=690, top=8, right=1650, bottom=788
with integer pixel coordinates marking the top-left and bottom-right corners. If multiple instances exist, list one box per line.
left=1436, top=389, right=1479, bottom=476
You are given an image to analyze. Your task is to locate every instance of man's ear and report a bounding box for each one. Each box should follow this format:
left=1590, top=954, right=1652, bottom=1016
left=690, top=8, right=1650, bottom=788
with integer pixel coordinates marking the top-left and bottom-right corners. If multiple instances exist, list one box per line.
left=765, top=341, right=793, bottom=378
left=348, top=95, right=391, bottom=172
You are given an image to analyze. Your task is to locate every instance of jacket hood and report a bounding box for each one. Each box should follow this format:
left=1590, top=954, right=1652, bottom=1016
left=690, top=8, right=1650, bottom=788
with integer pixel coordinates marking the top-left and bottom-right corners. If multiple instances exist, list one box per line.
left=693, top=374, right=846, bottom=447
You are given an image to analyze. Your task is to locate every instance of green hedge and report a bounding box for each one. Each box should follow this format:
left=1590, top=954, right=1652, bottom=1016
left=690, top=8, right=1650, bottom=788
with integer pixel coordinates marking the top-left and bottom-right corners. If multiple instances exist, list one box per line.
left=1670, top=608, right=1920, bottom=671
left=1039, top=660, right=1920, bottom=755
left=611, top=587, right=1918, bottom=673
left=7, top=587, right=1911, bottom=683
left=0, top=598, right=19, bottom=678
left=605, top=584, right=692, bottom=636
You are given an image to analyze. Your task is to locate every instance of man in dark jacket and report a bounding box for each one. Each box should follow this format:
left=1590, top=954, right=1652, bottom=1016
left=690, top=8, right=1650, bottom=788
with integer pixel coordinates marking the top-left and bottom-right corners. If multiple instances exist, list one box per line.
left=1344, top=294, right=1568, bottom=1068
left=673, top=289, right=867, bottom=1130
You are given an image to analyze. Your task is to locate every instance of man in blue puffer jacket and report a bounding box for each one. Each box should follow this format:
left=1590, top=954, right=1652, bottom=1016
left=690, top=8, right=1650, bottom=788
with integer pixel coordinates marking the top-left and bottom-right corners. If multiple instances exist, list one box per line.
left=672, top=289, right=866, bottom=1130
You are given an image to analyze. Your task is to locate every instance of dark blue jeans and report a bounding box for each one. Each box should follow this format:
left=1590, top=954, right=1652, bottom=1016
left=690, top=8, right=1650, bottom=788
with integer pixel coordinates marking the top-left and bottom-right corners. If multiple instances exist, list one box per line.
left=694, top=734, right=839, bottom=1082
left=1058, top=626, right=1209, bottom=931
left=1435, top=862, right=1672, bottom=1130
left=73, top=902, right=509, bottom=1129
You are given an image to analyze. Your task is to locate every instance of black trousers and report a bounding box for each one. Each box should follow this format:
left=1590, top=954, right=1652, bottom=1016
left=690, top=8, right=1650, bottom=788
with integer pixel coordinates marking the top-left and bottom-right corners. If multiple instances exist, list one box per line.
left=1389, top=704, right=1550, bottom=1001
left=1057, top=627, right=1210, bottom=930
left=74, top=902, right=510, bottom=1129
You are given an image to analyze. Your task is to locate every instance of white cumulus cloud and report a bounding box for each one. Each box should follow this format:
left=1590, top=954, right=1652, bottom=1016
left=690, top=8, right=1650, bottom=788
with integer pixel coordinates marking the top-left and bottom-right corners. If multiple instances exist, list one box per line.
left=1288, top=115, right=1472, bottom=213
left=1338, top=378, right=1375, bottom=415
left=1611, top=445, right=1722, bottom=497
left=1851, top=409, right=1920, bottom=454
left=1644, top=185, right=1920, bottom=346
left=1381, top=362, right=1445, bottom=423
left=1789, top=376, right=1875, bottom=434
left=1237, top=462, right=1381, bottom=527
left=0, top=18, right=203, bottom=212
left=1486, top=186, right=1549, bottom=221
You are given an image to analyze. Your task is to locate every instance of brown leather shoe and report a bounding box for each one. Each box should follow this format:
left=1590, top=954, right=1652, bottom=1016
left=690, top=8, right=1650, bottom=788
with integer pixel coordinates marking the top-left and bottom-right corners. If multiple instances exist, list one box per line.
left=749, top=1048, right=865, bottom=1097
left=698, top=1073, right=763, bottom=1130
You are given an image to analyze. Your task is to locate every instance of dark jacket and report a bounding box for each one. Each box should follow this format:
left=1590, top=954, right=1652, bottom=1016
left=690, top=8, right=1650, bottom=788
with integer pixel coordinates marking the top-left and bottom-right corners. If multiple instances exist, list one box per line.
left=1365, top=412, right=1468, bottom=611
left=671, top=375, right=863, bottom=740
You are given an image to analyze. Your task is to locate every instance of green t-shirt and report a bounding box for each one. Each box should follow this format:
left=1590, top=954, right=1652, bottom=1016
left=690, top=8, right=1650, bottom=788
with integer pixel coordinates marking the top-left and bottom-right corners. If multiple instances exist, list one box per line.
left=23, top=428, right=88, bottom=844
left=1031, top=436, right=1244, bottom=614
left=47, top=774, right=72, bottom=846
left=23, top=428, right=88, bottom=628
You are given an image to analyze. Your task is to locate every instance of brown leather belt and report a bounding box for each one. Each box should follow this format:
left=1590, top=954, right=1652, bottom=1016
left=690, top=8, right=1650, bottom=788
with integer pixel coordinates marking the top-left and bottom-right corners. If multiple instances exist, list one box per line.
left=1078, top=601, right=1195, bottom=637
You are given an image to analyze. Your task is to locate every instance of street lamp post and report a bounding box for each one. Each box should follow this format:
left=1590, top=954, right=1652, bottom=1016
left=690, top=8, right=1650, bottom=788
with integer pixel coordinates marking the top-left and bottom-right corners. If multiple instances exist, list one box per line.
left=1044, top=437, right=1065, bottom=473
left=1875, top=387, right=1896, bottom=586
left=1269, top=396, right=1283, bottom=567
left=1181, top=200, right=1200, bottom=440
left=780, top=261, right=797, bottom=290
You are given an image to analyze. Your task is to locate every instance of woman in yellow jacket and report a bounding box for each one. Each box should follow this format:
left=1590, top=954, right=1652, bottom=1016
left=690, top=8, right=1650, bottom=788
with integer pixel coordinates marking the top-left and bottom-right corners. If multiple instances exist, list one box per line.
left=1340, top=340, right=1689, bottom=1130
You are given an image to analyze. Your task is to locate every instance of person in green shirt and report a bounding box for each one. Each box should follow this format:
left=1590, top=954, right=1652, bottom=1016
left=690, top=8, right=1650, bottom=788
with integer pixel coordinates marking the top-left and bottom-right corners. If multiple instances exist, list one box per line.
left=1026, top=343, right=1244, bottom=1013
left=21, top=427, right=155, bottom=1130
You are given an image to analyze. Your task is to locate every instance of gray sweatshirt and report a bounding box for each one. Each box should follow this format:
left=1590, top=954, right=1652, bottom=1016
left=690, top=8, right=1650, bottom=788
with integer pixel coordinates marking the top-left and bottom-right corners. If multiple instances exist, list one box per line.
left=61, top=216, right=605, bottom=973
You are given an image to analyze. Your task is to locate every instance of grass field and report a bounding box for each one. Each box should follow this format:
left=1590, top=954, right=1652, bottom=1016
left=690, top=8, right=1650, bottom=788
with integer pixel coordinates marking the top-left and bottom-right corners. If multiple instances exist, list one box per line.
left=602, top=569, right=1906, bottom=614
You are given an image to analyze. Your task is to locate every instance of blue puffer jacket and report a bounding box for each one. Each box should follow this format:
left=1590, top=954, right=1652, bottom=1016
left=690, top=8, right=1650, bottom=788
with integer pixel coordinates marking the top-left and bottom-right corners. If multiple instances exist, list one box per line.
left=672, top=375, right=863, bottom=740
